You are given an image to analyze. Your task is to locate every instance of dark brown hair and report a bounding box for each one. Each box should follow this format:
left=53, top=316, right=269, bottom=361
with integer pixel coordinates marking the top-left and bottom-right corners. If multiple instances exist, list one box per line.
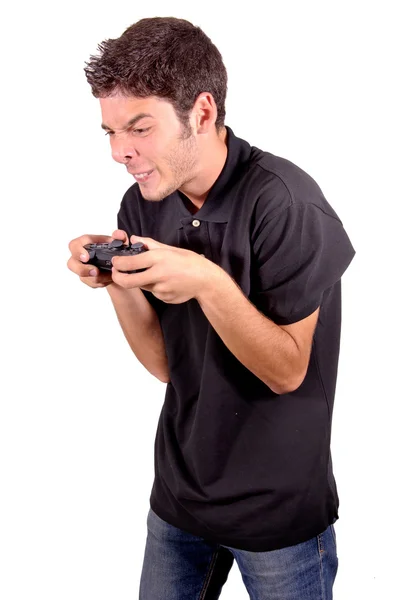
left=84, top=17, right=228, bottom=132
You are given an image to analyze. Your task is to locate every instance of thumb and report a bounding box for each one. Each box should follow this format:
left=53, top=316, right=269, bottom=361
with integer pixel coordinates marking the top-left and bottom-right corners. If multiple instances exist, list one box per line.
left=111, top=229, right=129, bottom=244
left=130, top=235, right=165, bottom=250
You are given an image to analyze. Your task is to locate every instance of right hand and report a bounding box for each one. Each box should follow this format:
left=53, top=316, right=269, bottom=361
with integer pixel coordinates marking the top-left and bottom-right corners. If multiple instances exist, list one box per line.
left=67, top=229, right=129, bottom=288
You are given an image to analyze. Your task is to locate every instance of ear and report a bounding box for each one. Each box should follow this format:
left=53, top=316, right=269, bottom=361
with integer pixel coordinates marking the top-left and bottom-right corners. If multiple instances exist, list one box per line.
left=191, top=93, right=218, bottom=134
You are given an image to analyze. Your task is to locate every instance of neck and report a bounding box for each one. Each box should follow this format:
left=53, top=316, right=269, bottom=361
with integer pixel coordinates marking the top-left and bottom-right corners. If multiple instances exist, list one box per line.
left=179, top=127, right=228, bottom=211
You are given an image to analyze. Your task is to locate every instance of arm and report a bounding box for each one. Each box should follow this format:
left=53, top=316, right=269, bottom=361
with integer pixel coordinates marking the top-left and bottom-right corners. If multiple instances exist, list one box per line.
left=196, top=269, right=319, bottom=395
left=110, top=236, right=319, bottom=393
left=107, top=282, right=170, bottom=384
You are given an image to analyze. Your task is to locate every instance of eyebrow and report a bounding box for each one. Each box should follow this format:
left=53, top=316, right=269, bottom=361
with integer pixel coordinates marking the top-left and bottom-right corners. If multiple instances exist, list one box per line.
left=101, top=112, right=154, bottom=132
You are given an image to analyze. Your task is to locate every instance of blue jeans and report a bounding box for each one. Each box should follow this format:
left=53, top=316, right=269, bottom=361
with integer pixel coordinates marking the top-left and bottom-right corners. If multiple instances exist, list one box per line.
left=139, top=508, right=338, bottom=600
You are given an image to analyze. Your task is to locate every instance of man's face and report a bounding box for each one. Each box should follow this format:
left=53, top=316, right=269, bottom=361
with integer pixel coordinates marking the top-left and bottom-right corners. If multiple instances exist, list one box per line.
left=99, top=95, right=199, bottom=201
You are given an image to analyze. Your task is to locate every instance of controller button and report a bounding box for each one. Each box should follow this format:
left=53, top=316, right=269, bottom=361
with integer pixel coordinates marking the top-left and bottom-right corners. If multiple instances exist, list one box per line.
left=110, top=239, right=124, bottom=248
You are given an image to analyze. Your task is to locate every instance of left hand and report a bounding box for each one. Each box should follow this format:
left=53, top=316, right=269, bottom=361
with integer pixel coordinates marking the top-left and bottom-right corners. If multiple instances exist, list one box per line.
left=111, top=235, right=222, bottom=304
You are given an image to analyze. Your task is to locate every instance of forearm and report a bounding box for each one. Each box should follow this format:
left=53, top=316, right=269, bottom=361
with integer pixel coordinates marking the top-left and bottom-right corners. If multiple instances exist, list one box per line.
left=196, top=270, right=302, bottom=394
left=107, top=283, right=170, bottom=383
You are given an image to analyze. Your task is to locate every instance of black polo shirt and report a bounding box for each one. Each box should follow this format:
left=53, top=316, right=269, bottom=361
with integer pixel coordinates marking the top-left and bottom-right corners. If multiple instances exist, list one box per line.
left=117, top=126, right=355, bottom=552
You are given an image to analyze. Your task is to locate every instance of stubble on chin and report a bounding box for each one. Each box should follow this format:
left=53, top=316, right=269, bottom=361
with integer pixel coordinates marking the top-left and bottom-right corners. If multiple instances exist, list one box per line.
left=142, top=130, right=198, bottom=202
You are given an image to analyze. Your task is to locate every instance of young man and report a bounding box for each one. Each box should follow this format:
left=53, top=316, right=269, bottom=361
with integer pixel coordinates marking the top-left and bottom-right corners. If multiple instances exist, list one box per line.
left=68, top=17, right=355, bottom=599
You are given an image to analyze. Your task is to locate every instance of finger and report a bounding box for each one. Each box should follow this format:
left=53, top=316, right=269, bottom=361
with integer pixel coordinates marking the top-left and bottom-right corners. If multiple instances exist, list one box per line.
left=111, top=229, right=129, bottom=244
left=80, top=268, right=113, bottom=283
left=111, top=265, right=158, bottom=289
left=111, top=250, right=157, bottom=272
left=130, top=235, right=165, bottom=250
left=69, top=234, right=114, bottom=260
left=79, top=273, right=112, bottom=288
left=68, top=255, right=89, bottom=275
left=67, top=256, right=105, bottom=278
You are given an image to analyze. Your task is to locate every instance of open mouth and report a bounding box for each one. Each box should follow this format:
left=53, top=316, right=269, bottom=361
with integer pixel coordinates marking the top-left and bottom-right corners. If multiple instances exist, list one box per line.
left=133, top=169, right=154, bottom=182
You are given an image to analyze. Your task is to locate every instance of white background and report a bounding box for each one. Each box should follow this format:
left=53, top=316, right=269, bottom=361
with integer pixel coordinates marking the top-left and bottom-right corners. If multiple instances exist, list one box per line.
left=0, top=1, right=396, bottom=598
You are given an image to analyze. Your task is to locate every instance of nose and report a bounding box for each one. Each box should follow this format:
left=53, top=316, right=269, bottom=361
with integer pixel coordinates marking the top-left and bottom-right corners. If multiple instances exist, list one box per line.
left=110, top=135, right=139, bottom=164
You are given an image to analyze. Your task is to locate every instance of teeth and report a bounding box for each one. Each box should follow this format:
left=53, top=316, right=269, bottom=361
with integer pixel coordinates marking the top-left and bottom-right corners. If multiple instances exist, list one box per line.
left=135, top=171, right=151, bottom=179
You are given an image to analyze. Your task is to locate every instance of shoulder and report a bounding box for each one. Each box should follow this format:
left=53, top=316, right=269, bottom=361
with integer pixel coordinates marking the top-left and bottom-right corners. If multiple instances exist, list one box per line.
left=247, top=148, right=342, bottom=225
left=246, top=151, right=355, bottom=269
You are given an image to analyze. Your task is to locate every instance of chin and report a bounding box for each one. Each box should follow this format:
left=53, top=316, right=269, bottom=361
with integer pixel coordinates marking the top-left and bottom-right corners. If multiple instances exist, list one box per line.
left=140, top=189, right=165, bottom=202
left=140, top=183, right=178, bottom=202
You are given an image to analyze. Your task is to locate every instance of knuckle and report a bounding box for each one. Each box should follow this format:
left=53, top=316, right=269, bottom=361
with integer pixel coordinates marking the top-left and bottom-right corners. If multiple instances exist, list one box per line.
left=67, top=258, right=79, bottom=275
left=68, top=238, right=78, bottom=253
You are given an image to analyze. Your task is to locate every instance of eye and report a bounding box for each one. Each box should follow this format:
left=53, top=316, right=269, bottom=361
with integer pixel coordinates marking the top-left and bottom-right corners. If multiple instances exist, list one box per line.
left=132, top=127, right=151, bottom=135
left=104, top=127, right=151, bottom=136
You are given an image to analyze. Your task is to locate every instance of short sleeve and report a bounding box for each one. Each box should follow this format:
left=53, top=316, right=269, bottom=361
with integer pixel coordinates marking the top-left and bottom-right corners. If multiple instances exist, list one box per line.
left=251, top=202, right=355, bottom=325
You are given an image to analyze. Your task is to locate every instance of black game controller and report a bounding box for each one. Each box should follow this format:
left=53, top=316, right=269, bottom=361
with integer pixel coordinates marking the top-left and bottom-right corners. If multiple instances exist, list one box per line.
left=83, top=239, right=148, bottom=274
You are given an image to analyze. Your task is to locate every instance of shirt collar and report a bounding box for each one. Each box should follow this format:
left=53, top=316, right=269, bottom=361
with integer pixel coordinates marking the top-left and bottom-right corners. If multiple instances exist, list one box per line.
left=175, top=126, right=252, bottom=226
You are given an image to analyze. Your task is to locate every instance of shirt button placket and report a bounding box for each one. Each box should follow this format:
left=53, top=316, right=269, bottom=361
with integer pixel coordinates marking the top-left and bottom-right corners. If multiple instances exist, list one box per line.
left=189, top=219, right=206, bottom=257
